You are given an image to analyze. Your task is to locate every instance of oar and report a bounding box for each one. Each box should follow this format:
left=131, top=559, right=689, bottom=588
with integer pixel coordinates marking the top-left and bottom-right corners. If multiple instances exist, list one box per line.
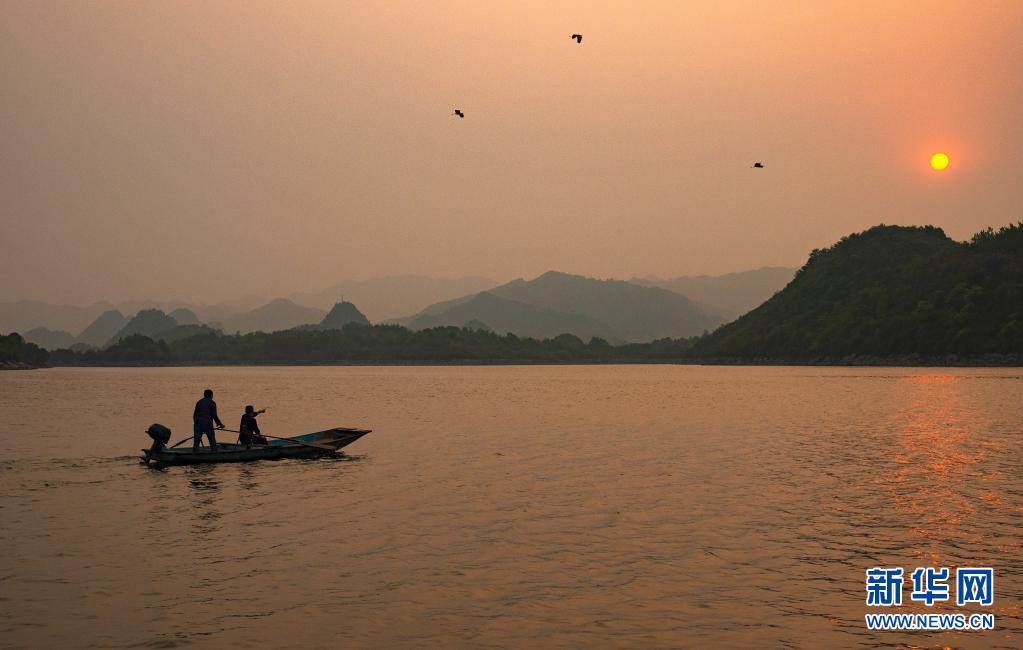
left=219, top=428, right=337, bottom=453
left=168, top=426, right=227, bottom=449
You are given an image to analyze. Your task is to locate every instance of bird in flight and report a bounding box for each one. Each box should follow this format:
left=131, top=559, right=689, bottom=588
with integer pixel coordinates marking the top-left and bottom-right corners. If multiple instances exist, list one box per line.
left=453, top=109, right=464, bottom=118
left=752, top=162, right=764, bottom=168
left=571, top=34, right=582, bottom=44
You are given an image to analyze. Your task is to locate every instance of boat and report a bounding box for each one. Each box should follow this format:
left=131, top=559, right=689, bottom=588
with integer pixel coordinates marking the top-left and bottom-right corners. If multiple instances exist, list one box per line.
left=140, top=427, right=371, bottom=466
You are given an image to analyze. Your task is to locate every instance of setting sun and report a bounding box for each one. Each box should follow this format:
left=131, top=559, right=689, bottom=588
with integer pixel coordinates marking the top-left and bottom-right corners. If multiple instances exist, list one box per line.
left=930, top=152, right=950, bottom=171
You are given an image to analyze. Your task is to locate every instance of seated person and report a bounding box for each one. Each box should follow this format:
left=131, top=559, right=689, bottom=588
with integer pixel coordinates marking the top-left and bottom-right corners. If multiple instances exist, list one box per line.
left=239, top=405, right=268, bottom=446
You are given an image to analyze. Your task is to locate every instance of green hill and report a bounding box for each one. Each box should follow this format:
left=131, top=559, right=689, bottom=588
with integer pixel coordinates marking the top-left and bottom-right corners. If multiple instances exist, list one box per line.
left=690, top=224, right=1023, bottom=360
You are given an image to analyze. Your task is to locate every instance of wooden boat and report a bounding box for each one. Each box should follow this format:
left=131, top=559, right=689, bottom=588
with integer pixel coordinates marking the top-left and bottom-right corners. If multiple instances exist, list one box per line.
left=140, top=427, right=370, bottom=466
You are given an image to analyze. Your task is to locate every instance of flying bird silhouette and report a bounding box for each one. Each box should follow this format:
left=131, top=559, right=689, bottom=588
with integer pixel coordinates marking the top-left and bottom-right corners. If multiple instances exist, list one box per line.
left=571, top=34, right=582, bottom=43
left=752, top=162, right=764, bottom=168
left=453, top=109, right=464, bottom=118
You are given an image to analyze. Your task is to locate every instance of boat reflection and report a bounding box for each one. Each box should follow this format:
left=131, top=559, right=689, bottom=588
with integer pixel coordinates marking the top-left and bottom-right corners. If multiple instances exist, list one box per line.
left=186, top=465, right=222, bottom=535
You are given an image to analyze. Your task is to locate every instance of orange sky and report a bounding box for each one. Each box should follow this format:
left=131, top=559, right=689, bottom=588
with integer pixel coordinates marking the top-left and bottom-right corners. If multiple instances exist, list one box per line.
left=2, top=1, right=1022, bottom=304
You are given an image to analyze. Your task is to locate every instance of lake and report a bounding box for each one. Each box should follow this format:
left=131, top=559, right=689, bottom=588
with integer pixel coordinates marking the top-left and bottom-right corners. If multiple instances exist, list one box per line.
left=0, top=366, right=1020, bottom=648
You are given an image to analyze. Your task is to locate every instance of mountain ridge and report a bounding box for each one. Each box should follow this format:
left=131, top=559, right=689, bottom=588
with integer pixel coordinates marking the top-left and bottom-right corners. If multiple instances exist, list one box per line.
left=397, top=271, right=723, bottom=342
left=633, top=266, right=796, bottom=320
left=408, top=291, right=622, bottom=341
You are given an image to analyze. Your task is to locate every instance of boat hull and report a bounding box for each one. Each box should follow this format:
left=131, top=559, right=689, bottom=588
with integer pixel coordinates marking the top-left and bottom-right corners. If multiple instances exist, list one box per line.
left=140, top=427, right=370, bottom=466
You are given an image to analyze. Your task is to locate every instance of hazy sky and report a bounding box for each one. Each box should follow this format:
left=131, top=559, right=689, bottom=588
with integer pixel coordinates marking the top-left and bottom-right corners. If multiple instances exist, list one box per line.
left=3, top=1, right=1022, bottom=304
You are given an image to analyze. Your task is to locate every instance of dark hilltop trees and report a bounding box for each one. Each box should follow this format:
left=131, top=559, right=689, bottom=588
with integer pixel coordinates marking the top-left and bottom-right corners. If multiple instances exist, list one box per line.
left=0, top=333, right=48, bottom=368
left=689, top=223, right=1023, bottom=361
left=50, top=323, right=695, bottom=365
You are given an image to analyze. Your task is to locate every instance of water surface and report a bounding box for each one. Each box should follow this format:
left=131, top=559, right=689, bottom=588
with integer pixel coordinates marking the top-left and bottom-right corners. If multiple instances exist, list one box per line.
left=0, top=366, right=1020, bottom=648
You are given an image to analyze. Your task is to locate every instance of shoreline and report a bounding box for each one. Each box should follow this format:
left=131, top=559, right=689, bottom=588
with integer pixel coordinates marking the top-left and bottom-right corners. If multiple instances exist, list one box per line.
left=0, top=361, right=45, bottom=371
left=38, top=355, right=1023, bottom=369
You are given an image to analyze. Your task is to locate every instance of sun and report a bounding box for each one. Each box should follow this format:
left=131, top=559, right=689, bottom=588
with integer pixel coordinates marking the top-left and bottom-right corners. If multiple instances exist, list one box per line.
left=930, top=152, right=950, bottom=171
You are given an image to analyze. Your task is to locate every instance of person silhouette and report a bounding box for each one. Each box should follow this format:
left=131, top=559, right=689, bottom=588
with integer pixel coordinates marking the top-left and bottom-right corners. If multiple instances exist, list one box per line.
left=192, top=388, right=225, bottom=451
left=239, top=405, right=268, bottom=446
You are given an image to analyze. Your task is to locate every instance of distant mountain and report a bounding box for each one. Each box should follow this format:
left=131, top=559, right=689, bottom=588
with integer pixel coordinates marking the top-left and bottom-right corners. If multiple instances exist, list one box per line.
left=0, top=299, right=242, bottom=339
left=221, top=299, right=325, bottom=334
left=633, top=267, right=796, bottom=320
left=189, top=297, right=268, bottom=325
left=109, top=300, right=256, bottom=327
left=690, top=224, right=1023, bottom=359
left=492, top=271, right=720, bottom=341
left=408, top=291, right=621, bottom=341
left=0, top=300, right=115, bottom=336
left=22, top=327, right=76, bottom=351
left=319, top=301, right=371, bottom=329
left=400, top=271, right=722, bottom=342
left=0, top=269, right=782, bottom=342
left=109, top=309, right=179, bottom=345
left=77, top=310, right=127, bottom=347
left=168, top=308, right=200, bottom=325
left=289, top=275, right=497, bottom=322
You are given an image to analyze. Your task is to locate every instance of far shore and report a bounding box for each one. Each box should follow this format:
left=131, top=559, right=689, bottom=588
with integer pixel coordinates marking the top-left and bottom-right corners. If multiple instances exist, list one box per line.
left=13, top=354, right=1022, bottom=369
left=1, top=361, right=46, bottom=371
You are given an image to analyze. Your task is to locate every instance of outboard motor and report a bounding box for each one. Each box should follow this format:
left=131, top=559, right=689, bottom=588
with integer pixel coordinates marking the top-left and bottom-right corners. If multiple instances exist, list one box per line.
left=146, top=423, right=172, bottom=451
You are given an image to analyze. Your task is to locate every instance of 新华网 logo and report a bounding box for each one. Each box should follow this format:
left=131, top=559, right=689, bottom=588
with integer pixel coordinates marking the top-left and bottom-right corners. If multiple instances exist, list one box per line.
left=863, top=566, right=995, bottom=631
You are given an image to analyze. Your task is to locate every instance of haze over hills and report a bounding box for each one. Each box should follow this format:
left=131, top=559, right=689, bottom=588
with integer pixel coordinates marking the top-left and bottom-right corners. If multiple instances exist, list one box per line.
left=168, top=308, right=200, bottom=326
left=9, top=223, right=1022, bottom=364
left=22, top=309, right=128, bottom=350
left=407, top=291, right=621, bottom=341
left=2, top=268, right=793, bottom=348
left=633, top=267, right=797, bottom=320
left=0, top=301, right=117, bottom=337
left=77, top=310, right=127, bottom=347
left=22, top=327, right=76, bottom=351
left=397, top=271, right=723, bottom=342
left=691, top=224, right=1023, bottom=359
left=16, top=300, right=331, bottom=350
left=219, top=299, right=326, bottom=335
left=0, top=276, right=498, bottom=335
left=0, top=299, right=229, bottom=337
left=288, top=275, right=497, bottom=322
left=494, top=272, right=720, bottom=341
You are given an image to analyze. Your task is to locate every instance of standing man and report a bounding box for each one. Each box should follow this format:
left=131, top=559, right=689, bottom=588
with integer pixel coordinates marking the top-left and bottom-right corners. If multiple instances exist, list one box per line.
left=193, top=388, right=225, bottom=451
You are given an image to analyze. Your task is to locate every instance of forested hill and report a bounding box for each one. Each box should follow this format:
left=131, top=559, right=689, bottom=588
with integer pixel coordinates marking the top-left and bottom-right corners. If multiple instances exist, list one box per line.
left=0, top=333, right=48, bottom=369
left=690, top=224, right=1023, bottom=360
